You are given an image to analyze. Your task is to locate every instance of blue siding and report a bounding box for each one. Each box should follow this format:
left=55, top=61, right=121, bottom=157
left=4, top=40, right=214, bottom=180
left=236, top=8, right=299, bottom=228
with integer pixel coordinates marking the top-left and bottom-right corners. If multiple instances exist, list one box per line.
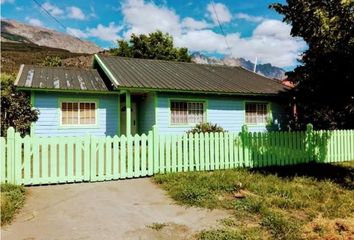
left=137, top=93, right=156, bottom=134
left=33, top=92, right=119, bottom=136
left=156, top=93, right=284, bottom=134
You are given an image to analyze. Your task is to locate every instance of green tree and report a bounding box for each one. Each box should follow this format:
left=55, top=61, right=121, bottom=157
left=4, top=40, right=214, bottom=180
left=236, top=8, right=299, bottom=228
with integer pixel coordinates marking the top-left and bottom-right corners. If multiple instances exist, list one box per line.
left=41, top=56, right=62, bottom=67
left=1, top=74, right=38, bottom=136
left=271, top=0, right=354, bottom=129
left=110, top=31, right=192, bottom=62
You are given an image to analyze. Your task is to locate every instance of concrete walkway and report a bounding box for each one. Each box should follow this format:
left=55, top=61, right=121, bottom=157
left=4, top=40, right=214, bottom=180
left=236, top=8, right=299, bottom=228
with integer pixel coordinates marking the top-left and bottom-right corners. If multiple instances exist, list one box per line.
left=1, top=178, right=227, bottom=240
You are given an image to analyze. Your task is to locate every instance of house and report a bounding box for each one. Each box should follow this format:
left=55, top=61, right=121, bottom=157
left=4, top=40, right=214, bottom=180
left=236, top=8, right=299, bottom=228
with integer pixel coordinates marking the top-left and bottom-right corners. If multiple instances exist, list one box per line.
left=14, top=54, right=290, bottom=137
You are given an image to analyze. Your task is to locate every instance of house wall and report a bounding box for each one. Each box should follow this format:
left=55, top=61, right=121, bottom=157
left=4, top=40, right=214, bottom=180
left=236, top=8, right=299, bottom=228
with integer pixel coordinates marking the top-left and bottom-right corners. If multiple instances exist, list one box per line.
left=32, top=92, right=119, bottom=137
left=155, top=92, right=285, bottom=134
left=137, top=93, right=156, bottom=134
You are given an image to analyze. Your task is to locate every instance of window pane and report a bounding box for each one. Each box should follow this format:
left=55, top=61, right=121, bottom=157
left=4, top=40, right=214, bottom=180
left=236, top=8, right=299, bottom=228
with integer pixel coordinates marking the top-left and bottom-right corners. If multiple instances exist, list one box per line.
left=61, top=101, right=96, bottom=125
left=72, top=103, right=78, bottom=124
left=246, top=103, right=268, bottom=124
left=67, top=103, right=73, bottom=124
left=62, top=103, right=68, bottom=124
left=80, top=103, right=86, bottom=124
left=78, top=102, right=96, bottom=125
left=187, top=102, right=204, bottom=124
left=89, top=103, right=96, bottom=124
left=171, top=101, right=204, bottom=124
left=171, top=101, right=187, bottom=124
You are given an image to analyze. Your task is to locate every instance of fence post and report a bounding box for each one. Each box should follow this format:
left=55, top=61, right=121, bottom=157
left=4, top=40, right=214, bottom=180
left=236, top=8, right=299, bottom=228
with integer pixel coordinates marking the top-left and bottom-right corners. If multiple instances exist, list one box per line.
left=84, top=135, right=91, bottom=181
left=241, top=125, right=249, bottom=167
left=6, top=127, right=15, bottom=184
left=152, top=125, right=159, bottom=173
left=14, top=132, right=22, bottom=184
left=306, top=123, right=314, bottom=162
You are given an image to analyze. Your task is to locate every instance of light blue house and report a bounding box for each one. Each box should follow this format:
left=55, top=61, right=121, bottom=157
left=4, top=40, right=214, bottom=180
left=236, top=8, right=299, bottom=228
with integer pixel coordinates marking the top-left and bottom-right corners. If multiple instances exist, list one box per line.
left=15, top=54, right=290, bottom=137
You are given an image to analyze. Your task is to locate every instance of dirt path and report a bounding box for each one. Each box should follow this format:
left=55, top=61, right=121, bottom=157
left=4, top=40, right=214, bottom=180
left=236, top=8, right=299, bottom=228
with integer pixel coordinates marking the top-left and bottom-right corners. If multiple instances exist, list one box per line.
left=1, top=178, right=227, bottom=240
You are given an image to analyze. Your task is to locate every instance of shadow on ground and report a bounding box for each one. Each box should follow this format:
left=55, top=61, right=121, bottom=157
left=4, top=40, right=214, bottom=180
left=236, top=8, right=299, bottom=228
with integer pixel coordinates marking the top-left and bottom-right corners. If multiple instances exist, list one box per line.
left=251, top=162, right=354, bottom=190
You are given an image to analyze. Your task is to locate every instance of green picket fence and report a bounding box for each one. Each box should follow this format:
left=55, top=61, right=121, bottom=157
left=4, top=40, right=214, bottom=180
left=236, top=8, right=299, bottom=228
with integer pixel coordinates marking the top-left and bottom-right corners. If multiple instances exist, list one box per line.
left=0, top=128, right=154, bottom=185
left=1, top=125, right=353, bottom=185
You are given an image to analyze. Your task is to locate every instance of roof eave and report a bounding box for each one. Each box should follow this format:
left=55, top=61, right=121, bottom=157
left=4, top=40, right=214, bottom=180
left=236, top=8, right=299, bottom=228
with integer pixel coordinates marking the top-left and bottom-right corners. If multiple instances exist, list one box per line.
left=115, top=86, right=286, bottom=97
left=16, top=86, right=119, bottom=95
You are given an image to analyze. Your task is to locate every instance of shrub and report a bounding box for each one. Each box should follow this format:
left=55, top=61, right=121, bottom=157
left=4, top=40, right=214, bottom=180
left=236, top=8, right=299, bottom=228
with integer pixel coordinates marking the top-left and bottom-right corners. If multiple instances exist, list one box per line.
left=1, top=73, right=39, bottom=136
left=187, top=122, right=226, bottom=134
left=41, top=56, right=62, bottom=67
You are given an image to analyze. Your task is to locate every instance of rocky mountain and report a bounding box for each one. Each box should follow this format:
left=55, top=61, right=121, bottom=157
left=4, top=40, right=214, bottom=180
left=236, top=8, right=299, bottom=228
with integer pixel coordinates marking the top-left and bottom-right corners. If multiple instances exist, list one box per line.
left=1, top=19, right=102, bottom=54
left=191, top=52, right=286, bottom=80
left=1, top=19, right=286, bottom=80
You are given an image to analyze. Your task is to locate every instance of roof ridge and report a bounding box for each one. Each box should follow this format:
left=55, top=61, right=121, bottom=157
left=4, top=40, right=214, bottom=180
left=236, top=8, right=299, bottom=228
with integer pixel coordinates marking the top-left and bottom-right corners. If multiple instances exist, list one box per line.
left=97, top=53, right=241, bottom=68
left=21, top=64, right=97, bottom=72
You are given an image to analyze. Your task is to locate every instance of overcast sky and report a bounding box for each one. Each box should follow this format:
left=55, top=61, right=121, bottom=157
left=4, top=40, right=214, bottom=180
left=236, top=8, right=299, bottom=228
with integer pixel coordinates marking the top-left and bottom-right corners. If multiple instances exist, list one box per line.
left=1, top=0, right=306, bottom=69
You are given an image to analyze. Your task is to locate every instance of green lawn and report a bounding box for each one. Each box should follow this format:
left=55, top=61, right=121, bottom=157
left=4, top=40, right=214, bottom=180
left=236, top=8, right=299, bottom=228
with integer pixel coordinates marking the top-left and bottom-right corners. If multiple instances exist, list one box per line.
left=0, top=183, right=26, bottom=225
left=154, top=162, right=354, bottom=240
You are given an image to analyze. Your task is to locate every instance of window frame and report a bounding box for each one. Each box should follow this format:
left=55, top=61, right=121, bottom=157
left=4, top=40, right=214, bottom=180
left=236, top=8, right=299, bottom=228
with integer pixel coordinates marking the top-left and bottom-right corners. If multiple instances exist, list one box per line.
left=169, top=99, right=207, bottom=126
left=58, top=98, right=99, bottom=128
left=244, top=101, right=271, bottom=126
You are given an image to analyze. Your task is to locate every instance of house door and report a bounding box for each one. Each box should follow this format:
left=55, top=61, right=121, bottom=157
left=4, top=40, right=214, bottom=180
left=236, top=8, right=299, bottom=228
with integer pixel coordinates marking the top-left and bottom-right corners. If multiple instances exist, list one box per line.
left=120, top=102, right=137, bottom=136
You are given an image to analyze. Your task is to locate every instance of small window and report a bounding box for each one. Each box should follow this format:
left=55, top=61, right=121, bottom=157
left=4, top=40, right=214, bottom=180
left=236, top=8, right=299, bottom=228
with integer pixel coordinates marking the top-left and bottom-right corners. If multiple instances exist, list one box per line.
left=171, top=101, right=205, bottom=125
left=61, top=101, right=96, bottom=125
left=245, top=102, right=268, bottom=124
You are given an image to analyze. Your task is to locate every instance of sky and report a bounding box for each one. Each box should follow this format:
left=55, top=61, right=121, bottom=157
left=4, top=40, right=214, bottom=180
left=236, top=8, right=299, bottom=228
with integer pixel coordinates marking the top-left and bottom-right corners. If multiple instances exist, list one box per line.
left=1, top=0, right=306, bottom=70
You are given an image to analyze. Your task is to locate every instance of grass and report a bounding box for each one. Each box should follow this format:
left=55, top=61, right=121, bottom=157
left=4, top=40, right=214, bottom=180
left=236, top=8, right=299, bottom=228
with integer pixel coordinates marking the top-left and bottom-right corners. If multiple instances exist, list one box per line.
left=153, top=162, right=354, bottom=240
left=0, top=183, right=26, bottom=225
left=147, top=222, right=168, bottom=231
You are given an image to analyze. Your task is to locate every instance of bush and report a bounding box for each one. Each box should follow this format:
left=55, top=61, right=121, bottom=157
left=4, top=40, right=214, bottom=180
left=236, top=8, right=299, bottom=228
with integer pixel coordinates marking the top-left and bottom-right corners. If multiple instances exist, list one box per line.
left=41, top=56, right=62, bottom=67
left=1, top=73, right=39, bottom=136
left=187, top=122, right=226, bottom=134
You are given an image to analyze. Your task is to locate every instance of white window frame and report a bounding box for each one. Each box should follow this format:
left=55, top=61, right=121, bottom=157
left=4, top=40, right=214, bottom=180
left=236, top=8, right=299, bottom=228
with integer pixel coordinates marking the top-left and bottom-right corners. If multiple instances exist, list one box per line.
left=170, top=100, right=206, bottom=125
left=245, top=102, right=269, bottom=125
left=60, top=100, right=98, bottom=126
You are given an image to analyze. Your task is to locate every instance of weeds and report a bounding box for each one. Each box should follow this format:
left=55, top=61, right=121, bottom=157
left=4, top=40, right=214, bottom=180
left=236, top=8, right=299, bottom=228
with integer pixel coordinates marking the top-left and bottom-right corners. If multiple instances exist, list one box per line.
left=0, top=183, right=26, bottom=225
left=146, top=222, right=168, bottom=231
left=154, top=162, right=354, bottom=239
left=198, top=227, right=265, bottom=240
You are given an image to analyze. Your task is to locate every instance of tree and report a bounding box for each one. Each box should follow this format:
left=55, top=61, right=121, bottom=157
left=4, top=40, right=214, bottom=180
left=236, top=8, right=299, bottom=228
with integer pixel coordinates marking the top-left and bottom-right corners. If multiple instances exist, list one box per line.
left=41, top=56, right=62, bottom=67
left=110, top=31, right=192, bottom=62
left=1, top=74, right=39, bottom=136
left=271, top=0, right=354, bottom=129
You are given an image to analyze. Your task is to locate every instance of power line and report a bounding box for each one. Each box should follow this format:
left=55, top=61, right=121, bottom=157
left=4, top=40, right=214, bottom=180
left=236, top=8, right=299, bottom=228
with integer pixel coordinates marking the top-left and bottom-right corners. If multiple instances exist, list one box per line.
left=31, top=0, right=67, bottom=30
left=31, top=0, right=83, bottom=41
left=211, top=1, right=232, bottom=56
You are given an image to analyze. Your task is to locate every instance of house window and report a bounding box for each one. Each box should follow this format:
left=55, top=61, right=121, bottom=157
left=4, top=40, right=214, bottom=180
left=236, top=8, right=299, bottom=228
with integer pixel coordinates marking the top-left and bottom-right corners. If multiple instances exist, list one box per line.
left=171, top=101, right=205, bottom=125
left=61, top=101, right=96, bottom=125
left=245, top=102, right=268, bottom=124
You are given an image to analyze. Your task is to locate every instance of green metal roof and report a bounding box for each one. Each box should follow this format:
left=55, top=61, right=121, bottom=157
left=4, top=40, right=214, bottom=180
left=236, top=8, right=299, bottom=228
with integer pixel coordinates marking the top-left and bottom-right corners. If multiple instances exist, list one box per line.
left=95, top=54, right=290, bottom=95
left=15, top=64, right=109, bottom=92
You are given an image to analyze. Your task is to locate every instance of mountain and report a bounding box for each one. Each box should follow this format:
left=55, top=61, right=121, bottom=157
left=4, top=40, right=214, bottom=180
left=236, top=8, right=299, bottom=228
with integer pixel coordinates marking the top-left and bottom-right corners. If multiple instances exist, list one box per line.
left=1, top=19, right=102, bottom=54
left=1, top=19, right=285, bottom=79
left=191, top=52, right=286, bottom=80
left=0, top=40, right=95, bottom=73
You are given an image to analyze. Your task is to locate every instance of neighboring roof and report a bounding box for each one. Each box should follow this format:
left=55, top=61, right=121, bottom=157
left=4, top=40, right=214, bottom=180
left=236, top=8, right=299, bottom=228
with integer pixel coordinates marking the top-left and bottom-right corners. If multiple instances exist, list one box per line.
left=15, top=64, right=109, bottom=92
left=281, top=78, right=296, bottom=88
left=94, top=54, right=290, bottom=95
